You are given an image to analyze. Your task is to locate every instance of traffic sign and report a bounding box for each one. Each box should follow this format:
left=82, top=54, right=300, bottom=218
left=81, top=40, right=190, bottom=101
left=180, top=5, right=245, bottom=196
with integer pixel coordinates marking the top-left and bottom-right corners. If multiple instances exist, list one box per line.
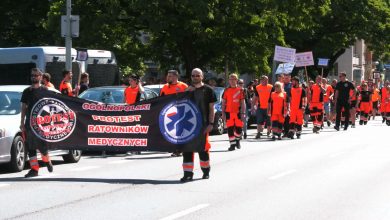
left=61, top=15, right=79, bottom=37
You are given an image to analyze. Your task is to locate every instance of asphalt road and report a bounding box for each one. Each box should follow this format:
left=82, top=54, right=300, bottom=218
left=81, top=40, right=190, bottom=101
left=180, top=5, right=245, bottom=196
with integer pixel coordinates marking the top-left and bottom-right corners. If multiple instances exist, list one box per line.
left=0, top=118, right=389, bottom=220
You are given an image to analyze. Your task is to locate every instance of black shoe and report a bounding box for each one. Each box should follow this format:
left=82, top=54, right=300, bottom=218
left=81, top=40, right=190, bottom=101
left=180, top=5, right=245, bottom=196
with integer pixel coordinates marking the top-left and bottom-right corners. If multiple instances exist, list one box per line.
left=364, top=121, right=367, bottom=125
left=180, top=172, right=193, bottom=182
left=327, top=121, right=331, bottom=127
left=382, top=118, right=386, bottom=123
left=255, top=132, right=261, bottom=139
left=171, top=151, right=182, bottom=157
left=278, top=135, right=282, bottom=140
left=243, top=132, right=247, bottom=139
left=272, top=136, right=276, bottom=141
left=359, top=120, right=363, bottom=125
left=45, top=161, right=53, bottom=173
left=228, top=145, right=236, bottom=151
left=202, top=173, right=210, bottom=179
left=334, top=126, right=340, bottom=131
left=267, top=131, right=271, bottom=137
left=303, top=123, right=308, bottom=128
left=24, top=169, right=38, bottom=178
left=296, top=134, right=301, bottom=139
left=343, top=126, right=348, bottom=131
left=236, top=141, right=241, bottom=149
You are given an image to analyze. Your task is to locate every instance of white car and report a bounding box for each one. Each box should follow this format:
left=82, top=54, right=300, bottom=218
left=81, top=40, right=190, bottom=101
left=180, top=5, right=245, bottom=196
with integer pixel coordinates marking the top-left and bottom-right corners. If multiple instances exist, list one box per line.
left=0, top=85, right=82, bottom=172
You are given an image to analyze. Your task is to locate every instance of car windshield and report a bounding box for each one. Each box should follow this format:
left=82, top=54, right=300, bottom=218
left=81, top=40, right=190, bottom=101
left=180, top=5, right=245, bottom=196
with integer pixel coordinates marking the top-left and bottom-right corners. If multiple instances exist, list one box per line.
left=0, top=91, right=22, bottom=115
left=79, top=88, right=125, bottom=104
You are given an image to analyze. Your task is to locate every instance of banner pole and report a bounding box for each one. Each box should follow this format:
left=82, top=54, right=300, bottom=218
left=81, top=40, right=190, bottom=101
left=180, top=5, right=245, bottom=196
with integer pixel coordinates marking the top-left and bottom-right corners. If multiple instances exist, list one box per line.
left=321, top=67, right=324, bottom=79
left=305, top=66, right=309, bottom=83
left=76, top=62, right=82, bottom=97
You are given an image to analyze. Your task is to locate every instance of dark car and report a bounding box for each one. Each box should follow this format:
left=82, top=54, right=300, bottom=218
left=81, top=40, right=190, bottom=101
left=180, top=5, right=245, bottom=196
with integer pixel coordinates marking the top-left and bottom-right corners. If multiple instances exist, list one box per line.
left=212, top=87, right=226, bottom=135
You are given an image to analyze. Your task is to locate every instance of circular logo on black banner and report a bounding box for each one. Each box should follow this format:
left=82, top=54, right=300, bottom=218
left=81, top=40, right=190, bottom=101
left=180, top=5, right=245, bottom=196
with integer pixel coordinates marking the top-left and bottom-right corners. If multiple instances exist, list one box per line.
left=159, top=100, right=202, bottom=144
left=30, top=98, right=76, bottom=142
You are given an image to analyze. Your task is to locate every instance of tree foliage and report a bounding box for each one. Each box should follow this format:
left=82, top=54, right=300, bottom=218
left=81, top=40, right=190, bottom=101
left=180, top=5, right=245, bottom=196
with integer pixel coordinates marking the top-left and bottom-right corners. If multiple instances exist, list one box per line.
left=1, top=0, right=390, bottom=78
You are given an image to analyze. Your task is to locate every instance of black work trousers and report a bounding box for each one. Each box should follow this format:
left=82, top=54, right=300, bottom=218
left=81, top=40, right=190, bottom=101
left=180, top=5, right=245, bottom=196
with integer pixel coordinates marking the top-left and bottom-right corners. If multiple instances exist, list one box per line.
left=335, top=100, right=350, bottom=128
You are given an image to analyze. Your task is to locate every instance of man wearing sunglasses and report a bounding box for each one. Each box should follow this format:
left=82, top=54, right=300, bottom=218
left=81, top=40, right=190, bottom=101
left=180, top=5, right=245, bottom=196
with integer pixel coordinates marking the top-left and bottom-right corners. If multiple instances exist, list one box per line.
left=334, top=72, right=355, bottom=131
left=180, top=68, right=217, bottom=182
left=20, top=68, right=53, bottom=177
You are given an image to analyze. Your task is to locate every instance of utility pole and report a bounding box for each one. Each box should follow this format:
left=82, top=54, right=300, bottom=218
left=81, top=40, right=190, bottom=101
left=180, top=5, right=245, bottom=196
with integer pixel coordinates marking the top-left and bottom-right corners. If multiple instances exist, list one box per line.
left=65, top=0, right=72, bottom=71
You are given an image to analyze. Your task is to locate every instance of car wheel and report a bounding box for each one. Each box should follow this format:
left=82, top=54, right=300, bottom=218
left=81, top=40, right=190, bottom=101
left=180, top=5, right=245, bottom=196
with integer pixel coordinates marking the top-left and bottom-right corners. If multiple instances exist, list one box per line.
left=8, top=135, right=26, bottom=172
left=62, top=150, right=82, bottom=163
left=212, top=113, right=225, bottom=135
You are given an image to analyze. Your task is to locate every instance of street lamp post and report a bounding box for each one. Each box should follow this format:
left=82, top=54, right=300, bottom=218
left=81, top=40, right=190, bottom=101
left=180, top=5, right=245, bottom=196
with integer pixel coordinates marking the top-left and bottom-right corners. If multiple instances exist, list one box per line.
left=65, top=0, right=72, bottom=71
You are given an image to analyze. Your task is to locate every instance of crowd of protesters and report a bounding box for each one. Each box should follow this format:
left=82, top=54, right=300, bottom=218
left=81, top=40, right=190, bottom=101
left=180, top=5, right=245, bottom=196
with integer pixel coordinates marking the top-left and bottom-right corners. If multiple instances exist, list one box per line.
left=20, top=67, right=390, bottom=181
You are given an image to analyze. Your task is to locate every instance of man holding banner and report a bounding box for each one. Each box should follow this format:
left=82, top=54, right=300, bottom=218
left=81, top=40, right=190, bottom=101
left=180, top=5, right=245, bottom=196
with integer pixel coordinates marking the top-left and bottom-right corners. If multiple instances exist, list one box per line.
left=20, top=68, right=53, bottom=178
left=181, top=68, right=217, bottom=182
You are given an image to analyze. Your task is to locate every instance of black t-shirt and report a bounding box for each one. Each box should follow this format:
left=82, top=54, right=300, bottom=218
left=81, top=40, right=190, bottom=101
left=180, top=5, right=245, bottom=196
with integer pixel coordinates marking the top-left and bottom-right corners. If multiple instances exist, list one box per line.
left=335, top=81, right=355, bottom=101
left=20, top=86, right=48, bottom=126
left=191, top=84, right=217, bottom=125
left=79, top=83, right=89, bottom=94
left=360, top=91, right=372, bottom=102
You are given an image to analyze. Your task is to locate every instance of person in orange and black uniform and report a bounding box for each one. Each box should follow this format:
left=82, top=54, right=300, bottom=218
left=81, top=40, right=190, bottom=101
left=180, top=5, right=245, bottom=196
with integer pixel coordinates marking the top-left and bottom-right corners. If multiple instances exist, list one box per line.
left=309, top=76, right=325, bottom=133
left=160, top=70, right=188, bottom=96
left=371, top=84, right=380, bottom=120
left=358, top=83, right=372, bottom=125
left=59, top=70, right=79, bottom=97
left=348, top=82, right=359, bottom=128
left=124, top=74, right=144, bottom=155
left=124, top=74, right=144, bottom=104
left=20, top=68, right=53, bottom=178
left=222, top=74, right=246, bottom=151
left=380, top=80, right=390, bottom=123
left=322, top=78, right=333, bottom=127
left=180, top=68, right=217, bottom=182
left=251, top=75, right=273, bottom=139
left=160, top=70, right=188, bottom=157
left=268, top=82, right=287, bottom=140
left=384, top=83, right=390, bottom=126
left=288, top=76, right=307, bottom=139
left=42, top=73, right=55, bottom=89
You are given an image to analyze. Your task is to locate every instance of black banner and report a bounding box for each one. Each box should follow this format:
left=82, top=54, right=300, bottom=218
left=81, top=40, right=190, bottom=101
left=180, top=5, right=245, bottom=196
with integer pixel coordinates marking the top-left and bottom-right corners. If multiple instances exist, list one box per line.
left=28, top=90, right=206, bottom=152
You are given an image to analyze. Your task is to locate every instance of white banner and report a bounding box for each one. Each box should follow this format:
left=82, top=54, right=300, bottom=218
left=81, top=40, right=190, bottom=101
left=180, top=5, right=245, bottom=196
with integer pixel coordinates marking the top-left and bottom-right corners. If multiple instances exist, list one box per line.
left=275, top=62, right=295, bottom=75
left=318, top=58, right=329, bottom=67
left=295, top=51, right=314, bottom=67
left=274, top=46, right=296, bottom=63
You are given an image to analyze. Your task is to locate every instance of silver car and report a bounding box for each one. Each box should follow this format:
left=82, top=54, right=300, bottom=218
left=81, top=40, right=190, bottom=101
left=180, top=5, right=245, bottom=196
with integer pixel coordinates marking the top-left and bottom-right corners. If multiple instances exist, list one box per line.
left=79, top=86, right=159, bottom=104
left=0, top=85, right=82, bottom=172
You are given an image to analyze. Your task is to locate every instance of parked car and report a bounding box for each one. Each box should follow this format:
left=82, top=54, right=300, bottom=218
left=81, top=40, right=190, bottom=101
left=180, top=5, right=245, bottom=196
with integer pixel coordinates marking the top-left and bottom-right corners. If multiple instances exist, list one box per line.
left=144, top=84, right=164, bottom=96
left=78, top=86, right=159, bottom=104
left=0, top=85, right=82, bottom=172
left=212, top=87, right=226, bottom=135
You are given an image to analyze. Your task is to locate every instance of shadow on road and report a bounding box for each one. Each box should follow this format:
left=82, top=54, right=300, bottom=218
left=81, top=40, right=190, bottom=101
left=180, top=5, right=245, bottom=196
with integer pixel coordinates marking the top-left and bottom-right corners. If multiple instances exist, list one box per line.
left=0, top=176, right=197, bottom=185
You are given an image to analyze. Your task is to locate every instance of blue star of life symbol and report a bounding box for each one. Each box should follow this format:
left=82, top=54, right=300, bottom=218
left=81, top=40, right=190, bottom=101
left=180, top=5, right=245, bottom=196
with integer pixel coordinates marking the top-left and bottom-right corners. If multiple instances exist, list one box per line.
left=159, top=99, right=202, bottom=144
left=166, top=105, right=195, bottom=136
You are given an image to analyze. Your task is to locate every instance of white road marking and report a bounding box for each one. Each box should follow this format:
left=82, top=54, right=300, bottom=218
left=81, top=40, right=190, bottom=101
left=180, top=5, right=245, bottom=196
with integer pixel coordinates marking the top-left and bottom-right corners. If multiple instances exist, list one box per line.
left=0, top=184, right=10, bottom=188
left=159, top=204, right=210, bottom=220
left=268, top=169, right=297, bottom=180
left=108, top=160, right=133, bottom=164
left=71, top=166, right=100, bottom=171
left=329, top=152, right=345, bottom=158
